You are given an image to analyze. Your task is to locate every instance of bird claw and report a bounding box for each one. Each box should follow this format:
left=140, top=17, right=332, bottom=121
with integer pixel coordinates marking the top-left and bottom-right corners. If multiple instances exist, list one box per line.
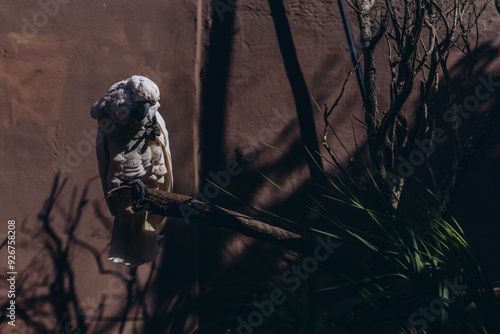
left=128, top=179, right=148, bottom=201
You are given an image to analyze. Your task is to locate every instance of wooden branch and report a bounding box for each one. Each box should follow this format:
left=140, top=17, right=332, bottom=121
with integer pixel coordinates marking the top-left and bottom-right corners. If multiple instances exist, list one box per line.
left=108, top=186, right=307, bottom=253
left=367, top=11, right=388, bottom=52
left=355, top=1, right=382, bottom=172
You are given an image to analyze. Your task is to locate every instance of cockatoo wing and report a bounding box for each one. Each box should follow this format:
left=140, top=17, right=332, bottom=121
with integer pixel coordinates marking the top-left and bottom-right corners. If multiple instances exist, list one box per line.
left=96, top=127, right=114, bottom=215
left=156, top=112, right=173, bottom=192
left=149, top=112, right=172, bottom=236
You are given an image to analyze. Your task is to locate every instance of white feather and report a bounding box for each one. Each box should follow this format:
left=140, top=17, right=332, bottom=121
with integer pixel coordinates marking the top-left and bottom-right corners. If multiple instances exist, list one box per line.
left=92, top=75, right=173, bottom=265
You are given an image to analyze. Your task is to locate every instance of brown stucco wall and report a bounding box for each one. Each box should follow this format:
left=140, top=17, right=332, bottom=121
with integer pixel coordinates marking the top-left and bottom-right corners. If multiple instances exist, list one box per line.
left=1, top=1, right=500, bottom=333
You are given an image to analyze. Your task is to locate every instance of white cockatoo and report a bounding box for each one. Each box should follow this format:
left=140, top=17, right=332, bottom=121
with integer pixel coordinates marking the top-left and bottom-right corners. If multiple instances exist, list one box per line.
left=90, top=75, right=173, bottom=266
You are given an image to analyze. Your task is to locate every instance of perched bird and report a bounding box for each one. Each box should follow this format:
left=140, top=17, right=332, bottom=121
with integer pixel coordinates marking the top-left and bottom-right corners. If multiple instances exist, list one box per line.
left=90, top=75, right=173, bottom=265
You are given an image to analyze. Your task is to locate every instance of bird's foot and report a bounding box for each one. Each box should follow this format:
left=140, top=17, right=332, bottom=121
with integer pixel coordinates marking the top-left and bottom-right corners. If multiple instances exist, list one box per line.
left=128, top=179, right=148, bottom=201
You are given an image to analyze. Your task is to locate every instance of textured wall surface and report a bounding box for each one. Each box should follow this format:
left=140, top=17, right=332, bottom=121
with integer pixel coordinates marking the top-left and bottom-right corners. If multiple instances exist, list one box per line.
left=1, top=1, right=500, bottom=333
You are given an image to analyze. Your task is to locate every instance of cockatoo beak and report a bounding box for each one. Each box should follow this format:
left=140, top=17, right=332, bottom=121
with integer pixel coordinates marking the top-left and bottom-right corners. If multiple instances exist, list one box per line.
left=132, top=101, right=151, bottom=121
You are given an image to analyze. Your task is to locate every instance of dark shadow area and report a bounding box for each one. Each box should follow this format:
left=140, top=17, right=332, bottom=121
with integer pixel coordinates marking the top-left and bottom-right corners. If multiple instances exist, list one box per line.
left=423, top=43, right=500, bottom=281
left=0, top=174, right=90, bottom=333
left=186, top=39, right=500, bottom=332
left=0, top=174, right=170, bottom=334
left=146, top=3, right=240, bottom=333
left=184, top=3, right=238, bottom=333
left=144, top=218, right=200, bottom=334
left=199, top=1, right=236, bottom=176
left=268, top=0, right=325, bottom=185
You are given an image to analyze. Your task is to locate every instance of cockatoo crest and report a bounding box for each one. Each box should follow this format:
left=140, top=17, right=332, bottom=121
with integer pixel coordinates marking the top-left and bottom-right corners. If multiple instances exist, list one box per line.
left=90, top=75, right=160, bottom=126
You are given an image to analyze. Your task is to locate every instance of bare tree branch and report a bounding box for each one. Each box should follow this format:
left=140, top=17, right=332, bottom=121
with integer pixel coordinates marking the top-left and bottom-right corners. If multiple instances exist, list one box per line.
left=107, top=187, right=308, bottom=254
left=330, top=0, right=491, bottom=211
left=355, top=0, right=382, bottom=173
left=322, top=67, right=356, bottom=172
left=438, top=96, right=500, bottom=215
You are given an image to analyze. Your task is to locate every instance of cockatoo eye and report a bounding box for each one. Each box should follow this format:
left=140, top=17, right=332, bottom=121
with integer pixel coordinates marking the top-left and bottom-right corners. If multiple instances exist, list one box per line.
left=129, top=90, right=136, bottom=98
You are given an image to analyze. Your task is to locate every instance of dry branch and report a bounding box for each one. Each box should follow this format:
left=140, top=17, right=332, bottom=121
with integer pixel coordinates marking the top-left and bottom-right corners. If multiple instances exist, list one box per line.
left=342, top=0, right=491, bottom=210
left=108, top=186, right=307, bottom=254
left=438, top=96, right=500, bottom=215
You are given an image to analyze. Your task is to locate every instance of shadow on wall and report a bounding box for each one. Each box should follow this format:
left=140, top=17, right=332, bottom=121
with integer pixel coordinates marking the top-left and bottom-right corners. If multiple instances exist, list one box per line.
left=183, top=39, right=500, bottom=332
left=193, top=0, right=329, bottom=331
left=0, top=174, right=157, bottom=334
left=425, top=42, right=500, bottom=281
left=4, top=2, right=500, bottom=331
